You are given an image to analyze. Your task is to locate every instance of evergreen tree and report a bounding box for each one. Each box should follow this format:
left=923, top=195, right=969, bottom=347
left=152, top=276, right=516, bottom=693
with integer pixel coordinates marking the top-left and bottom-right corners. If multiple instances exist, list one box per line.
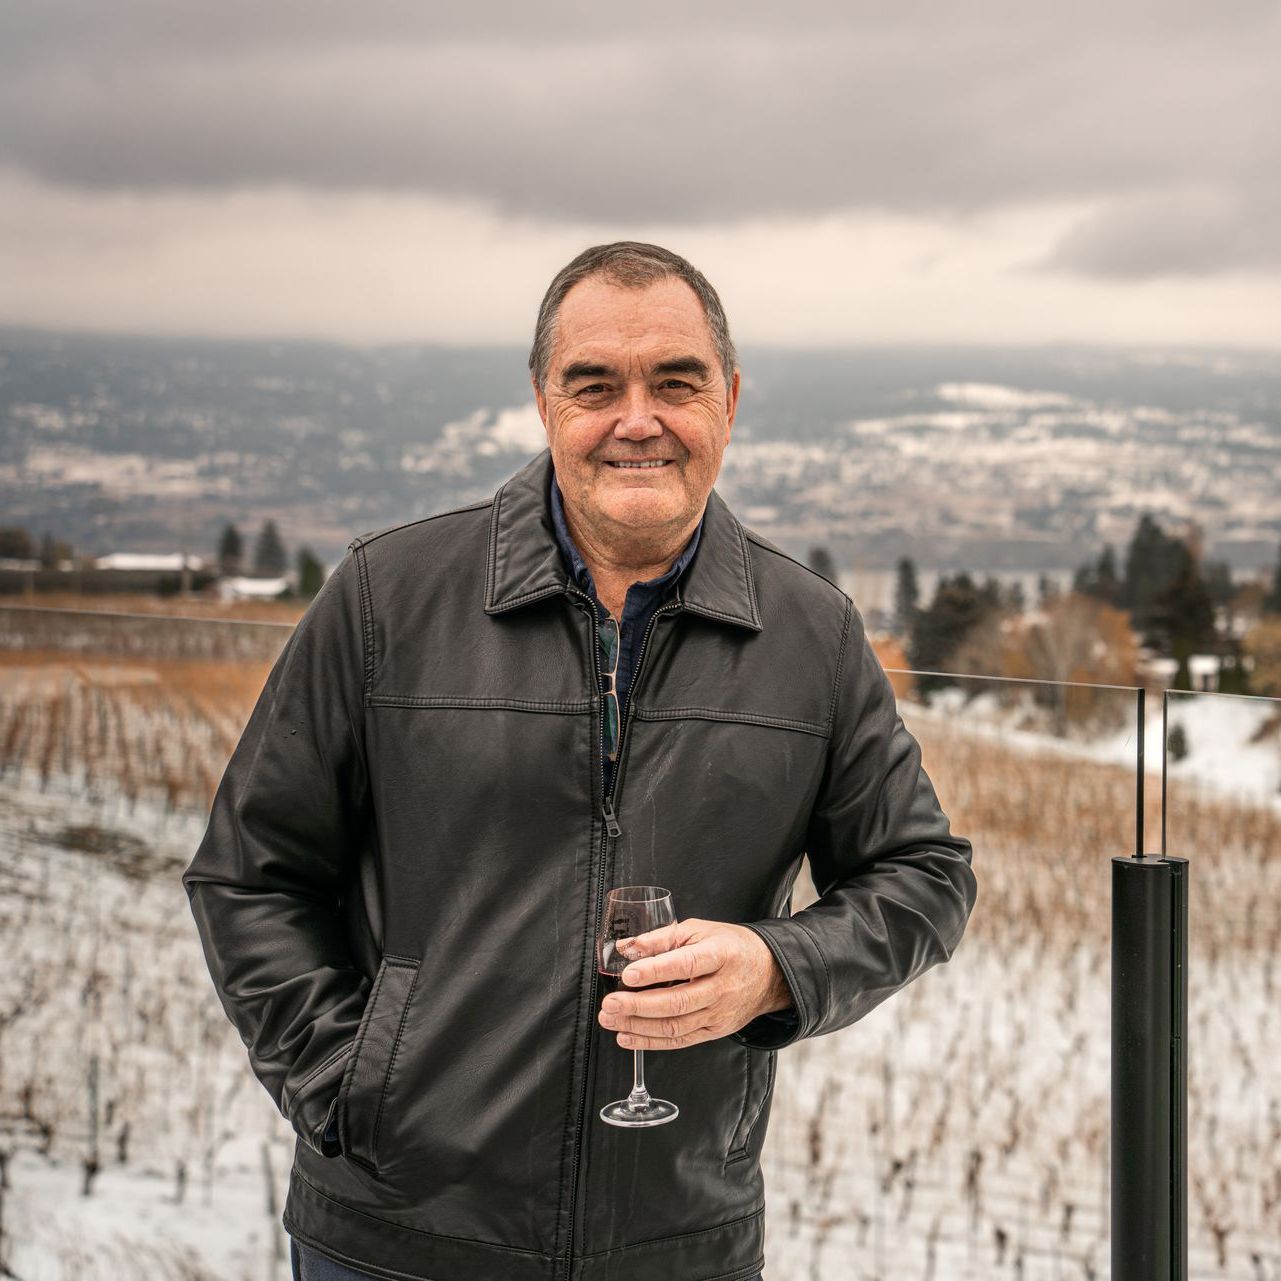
left=252, top=519, right=287, bottom=576
left=1146, top=541, right=1216, bottom=671
left=893, top=557, right=919, bottom=636
left=1003, top=580, right=1027, bottom=613
left=1122, top=514, right=1184, bottom=630
left=296, top=546, right=326, bottom=599
left=1265, top=540, right=1281, bottom=614
left=1096, top=545, right=1121, bottom=604
left=806, top=546, right=837, bottom=586
left=1073, top=546, right=1121, bottom=605
left=218, top=522, right=244, bottom=576
left=1037, top=573, right=1060, bottom=607
left=38, top=532, right=73, bottom=569
left=0, top=527, right=33, bottom=559
left=1203, top=560, right=1234, bottom=610
left=908, top=572, right=993, bottom=692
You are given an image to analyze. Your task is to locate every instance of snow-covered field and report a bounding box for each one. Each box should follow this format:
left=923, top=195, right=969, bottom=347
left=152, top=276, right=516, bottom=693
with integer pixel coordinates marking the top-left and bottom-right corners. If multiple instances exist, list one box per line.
left=1, top=662, right=1278, bottom=1280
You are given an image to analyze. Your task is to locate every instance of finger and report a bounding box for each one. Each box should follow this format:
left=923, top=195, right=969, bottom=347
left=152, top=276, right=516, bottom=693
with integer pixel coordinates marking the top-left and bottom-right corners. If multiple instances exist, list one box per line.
left=617, top=1025, right=717, bottom=1052
left=598, top=1004, right=713, bottom=1040
left=602, top=977, right=716, bottom=1020
left=622, top=941, right=720, bottom=987
left=616, top=919, right=693, bottom=960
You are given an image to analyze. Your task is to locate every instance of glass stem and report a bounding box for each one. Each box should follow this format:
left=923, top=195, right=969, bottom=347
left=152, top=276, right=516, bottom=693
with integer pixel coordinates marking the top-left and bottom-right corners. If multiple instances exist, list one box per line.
left=627, top=1049, right=650, bottom=1109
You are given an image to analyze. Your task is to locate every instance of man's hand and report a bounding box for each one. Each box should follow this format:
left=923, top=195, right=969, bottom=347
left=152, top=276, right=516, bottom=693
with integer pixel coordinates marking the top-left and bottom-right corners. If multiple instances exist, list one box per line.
left=597, top=918, right=793, bottom=1051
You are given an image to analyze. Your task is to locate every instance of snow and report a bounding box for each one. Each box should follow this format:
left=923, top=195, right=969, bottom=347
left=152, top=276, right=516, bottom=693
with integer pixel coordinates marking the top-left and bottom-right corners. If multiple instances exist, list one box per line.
left=2, top=676, right=1278, bottom=1280
left=1158, top=690, right=1281, bottom=806
left=933, top=383, right=1082, bottom=411
left=7, top=1141, right=294, bottom=1281
left=908, top=683, right=1281, bottom=812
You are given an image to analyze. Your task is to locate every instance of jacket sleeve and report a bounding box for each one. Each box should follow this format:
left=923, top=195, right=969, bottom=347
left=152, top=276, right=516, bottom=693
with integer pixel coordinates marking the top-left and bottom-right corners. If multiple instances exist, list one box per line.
left=181, top=545, right=372, bottom=1157
left=733, top=599, right=977, bottom=1051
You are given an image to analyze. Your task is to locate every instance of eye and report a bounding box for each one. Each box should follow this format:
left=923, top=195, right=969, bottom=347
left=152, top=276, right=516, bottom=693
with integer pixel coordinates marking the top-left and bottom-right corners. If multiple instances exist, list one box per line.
left=658, top=379, right=696, bottom=400
left=575, top=383, right=610, bottom=399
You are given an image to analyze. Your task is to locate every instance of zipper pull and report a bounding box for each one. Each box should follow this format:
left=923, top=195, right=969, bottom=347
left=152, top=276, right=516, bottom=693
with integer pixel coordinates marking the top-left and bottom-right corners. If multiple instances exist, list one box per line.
left=601, top=797, right=622, bottom=838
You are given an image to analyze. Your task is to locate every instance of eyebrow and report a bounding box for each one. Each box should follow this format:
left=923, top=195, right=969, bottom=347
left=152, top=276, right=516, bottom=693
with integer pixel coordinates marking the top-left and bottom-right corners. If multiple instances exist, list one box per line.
left=560, top=361, right=617, bottom=383
left=653, top=356, right=711, bottom=380
left=558, top=356, right=712, bottom=383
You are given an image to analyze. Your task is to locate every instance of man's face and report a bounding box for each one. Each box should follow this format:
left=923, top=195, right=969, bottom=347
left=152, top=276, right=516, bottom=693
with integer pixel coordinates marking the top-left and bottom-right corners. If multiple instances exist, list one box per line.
left=533, top=275, right=739, bottom=545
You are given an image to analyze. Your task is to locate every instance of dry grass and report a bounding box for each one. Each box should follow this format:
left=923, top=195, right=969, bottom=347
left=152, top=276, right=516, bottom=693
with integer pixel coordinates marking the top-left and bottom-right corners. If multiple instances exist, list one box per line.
left=0, top=649, right=275, bottom=811
left=0, top=616, right=1277, bottom=1277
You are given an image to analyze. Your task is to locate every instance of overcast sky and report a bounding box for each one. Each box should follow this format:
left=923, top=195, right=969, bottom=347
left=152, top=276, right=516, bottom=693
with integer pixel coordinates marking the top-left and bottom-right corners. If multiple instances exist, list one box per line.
left=2, top=1, right=1278, bottom=348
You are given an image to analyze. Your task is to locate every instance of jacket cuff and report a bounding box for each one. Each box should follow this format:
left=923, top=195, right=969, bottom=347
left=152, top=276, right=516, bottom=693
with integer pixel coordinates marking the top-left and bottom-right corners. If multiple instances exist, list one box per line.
left=736, top=917, right=829, bottom=1046
left=732, top=1008, right=801, bottom=1051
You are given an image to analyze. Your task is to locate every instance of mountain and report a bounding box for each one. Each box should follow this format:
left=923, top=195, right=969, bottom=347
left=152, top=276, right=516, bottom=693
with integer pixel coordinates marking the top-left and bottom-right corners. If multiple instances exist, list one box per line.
left=5, top=328, right=1280, bottom=573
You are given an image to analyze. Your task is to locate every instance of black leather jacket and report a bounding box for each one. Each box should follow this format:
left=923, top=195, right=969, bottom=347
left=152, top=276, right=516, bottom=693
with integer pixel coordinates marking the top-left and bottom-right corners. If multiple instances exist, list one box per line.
left=183, top=448, right=976, bottom=1281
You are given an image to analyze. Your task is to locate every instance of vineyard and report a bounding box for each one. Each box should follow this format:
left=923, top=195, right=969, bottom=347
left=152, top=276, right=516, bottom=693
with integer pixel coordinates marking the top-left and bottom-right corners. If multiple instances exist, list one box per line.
left=0, top=609, right=1277, bottom=1280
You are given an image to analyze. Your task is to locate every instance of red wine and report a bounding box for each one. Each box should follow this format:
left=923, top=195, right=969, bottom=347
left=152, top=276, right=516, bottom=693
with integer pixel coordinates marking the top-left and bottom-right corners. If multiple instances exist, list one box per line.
left=598, top=969, right=679, bottom=996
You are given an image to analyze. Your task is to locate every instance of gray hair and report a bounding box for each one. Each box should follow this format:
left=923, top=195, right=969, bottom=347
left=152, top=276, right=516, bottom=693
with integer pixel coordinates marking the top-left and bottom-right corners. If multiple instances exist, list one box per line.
left=528, top=241, right=737, bottom=393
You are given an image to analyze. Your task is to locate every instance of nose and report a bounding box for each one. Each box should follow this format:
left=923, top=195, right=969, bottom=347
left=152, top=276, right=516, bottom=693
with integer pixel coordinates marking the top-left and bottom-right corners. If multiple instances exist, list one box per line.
left=614, top=383, right=662, bottom=441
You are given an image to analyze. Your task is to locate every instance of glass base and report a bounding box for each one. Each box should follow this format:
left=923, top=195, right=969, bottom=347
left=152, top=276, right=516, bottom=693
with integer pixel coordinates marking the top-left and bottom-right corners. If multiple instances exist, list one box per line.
left=599, top=1096, right=679, bottom=1128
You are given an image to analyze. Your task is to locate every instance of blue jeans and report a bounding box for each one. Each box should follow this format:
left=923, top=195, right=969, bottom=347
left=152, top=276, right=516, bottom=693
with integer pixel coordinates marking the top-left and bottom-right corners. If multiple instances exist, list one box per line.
left=291, top=1238, right=762, bottom=1280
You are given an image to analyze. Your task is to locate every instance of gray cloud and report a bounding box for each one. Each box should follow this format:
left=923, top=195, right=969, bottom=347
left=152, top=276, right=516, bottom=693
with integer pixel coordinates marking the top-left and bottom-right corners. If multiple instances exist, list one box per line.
left=1, top=1, right=1278, bottom=278
left=1042, top=189, right=1281, bottom=278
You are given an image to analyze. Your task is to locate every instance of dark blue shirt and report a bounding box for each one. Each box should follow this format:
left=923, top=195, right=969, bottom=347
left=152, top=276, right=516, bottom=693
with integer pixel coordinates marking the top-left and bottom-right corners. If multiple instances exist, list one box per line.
left=549, top=470, right=702, bottom=797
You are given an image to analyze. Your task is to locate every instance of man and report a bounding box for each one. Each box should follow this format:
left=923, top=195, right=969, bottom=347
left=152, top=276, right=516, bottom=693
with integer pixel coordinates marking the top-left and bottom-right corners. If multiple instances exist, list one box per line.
left=183, top=242, right=976, bottom=1281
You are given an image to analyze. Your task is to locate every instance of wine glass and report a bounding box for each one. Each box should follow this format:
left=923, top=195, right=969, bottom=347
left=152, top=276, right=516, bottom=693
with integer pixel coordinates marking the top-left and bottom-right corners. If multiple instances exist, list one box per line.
left=597, top=885, right=680, bottom=1127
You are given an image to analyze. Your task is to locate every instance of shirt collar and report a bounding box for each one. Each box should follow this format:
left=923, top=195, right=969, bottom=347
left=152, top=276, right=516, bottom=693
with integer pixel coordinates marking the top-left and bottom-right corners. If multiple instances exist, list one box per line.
left=548, top=469, right=703, bottom=599
left=483, top=448, right=762, bottom=632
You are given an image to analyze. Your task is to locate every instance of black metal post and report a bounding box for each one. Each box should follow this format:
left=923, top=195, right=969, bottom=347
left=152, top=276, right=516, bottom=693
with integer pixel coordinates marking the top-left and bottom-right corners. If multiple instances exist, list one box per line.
left=1111, top=854, right=1187, bottom=1281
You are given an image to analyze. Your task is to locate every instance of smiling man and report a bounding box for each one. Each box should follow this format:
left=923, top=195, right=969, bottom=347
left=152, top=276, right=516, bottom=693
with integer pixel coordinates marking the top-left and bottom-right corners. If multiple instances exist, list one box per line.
left=184, top=242, right=976, bottom=1281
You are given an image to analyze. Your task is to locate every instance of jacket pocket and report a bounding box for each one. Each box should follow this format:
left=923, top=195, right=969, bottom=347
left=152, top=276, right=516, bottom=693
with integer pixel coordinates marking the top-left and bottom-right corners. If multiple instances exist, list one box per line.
left=726, top=1045, right=776, bottom=1163
left=336, top=953, right=420, bottom=1177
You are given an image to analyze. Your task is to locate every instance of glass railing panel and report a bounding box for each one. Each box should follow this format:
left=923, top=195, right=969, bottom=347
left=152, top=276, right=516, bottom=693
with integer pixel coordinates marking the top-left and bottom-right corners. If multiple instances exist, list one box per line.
left=1163, top=688, right=1281, bottom=1279
left=763, top=670, right=1144, bottom=1281
left=2, top=606, right=1150, bottom=1278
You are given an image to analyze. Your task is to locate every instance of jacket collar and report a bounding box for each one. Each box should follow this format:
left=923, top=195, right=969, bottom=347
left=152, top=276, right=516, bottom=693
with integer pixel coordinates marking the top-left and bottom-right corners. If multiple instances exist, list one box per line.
left=484, top=448, right=762, bottom=632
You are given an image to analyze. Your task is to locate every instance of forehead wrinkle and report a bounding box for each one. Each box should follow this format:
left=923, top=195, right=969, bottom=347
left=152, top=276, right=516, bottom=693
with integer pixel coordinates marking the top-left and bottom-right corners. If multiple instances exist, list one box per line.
left=551, top=277, right=719, bottom=376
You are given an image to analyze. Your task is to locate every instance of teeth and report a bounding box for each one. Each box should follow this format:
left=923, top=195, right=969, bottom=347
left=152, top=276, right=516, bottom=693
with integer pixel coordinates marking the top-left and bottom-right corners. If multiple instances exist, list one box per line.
left=610, top=460, right=667, bottom=468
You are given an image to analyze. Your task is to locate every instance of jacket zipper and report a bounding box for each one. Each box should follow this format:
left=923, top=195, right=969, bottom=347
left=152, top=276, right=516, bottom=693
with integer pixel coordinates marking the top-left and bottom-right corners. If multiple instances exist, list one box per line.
left=561, top=590, right=680, bottom=1276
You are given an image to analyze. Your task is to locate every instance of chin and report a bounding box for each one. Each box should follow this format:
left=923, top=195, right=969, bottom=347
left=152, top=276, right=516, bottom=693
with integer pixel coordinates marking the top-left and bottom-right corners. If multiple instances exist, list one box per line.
left=599, top=491, right=685, bottom=531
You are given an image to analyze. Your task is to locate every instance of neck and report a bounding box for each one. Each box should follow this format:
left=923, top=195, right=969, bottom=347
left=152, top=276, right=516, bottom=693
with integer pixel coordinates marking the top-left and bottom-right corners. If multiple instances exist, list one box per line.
left=562, top=503, right=700, bottom=621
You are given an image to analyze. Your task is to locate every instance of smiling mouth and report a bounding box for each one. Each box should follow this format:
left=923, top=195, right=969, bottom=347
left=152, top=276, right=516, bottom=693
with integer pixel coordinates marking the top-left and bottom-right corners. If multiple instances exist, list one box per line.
left=604, top=459, right=672, bottom=469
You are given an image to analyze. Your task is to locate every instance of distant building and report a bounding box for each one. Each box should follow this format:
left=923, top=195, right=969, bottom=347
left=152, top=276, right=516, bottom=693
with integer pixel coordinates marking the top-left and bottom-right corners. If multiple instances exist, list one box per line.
left=1138, top=651, right=1235, bottom=693
left=1, top=550, right=215, bottom=595
left=1187, top=654, right=1221, bottom=692
left=217, top=575, right=291, bottom=602
left=93, top=552, right=207, bottom=572
left=1137, top=653, right=1179, bottom=687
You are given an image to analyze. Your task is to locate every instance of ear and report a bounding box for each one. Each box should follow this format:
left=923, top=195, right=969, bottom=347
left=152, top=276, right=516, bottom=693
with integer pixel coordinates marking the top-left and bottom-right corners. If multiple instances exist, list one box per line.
left=723, top=367, right=741, bottom=445
left=532, top=375, right=551, bottom=441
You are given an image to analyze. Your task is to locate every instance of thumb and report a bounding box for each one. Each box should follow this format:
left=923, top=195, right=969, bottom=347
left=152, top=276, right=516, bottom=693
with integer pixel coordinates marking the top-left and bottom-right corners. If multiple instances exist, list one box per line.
left=618, top=917, right=698, bottom=959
